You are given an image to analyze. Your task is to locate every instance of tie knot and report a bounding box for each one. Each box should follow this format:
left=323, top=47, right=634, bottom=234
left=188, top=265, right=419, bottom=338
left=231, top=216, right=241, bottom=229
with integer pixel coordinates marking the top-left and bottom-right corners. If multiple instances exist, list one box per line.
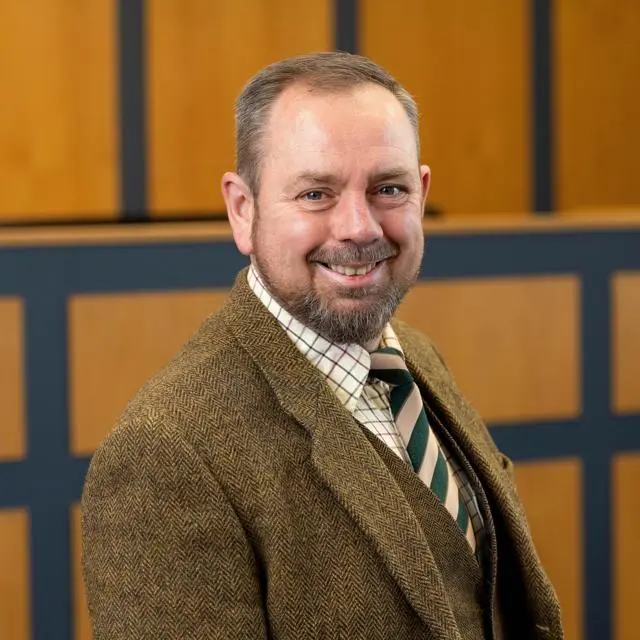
left=369, top=347, right=413, bottom=387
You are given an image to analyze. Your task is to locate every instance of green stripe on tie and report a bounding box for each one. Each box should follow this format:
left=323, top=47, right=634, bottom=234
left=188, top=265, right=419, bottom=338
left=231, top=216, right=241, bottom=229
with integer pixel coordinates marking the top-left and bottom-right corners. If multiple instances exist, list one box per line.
left=430, top=450, right=449, bottom=504
left=406, top=410, right=429, bottom=472
left=456, top=498, right=469, bottom=532
left=369, top=345, right=473, bottom=547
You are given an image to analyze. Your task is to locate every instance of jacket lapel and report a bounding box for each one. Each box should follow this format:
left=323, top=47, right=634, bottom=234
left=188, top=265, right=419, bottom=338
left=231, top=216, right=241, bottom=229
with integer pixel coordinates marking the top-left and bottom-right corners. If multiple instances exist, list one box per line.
left=309, top=391, right=461, bottom=638
left=399, top=323, right=563, bottom=635
left=222, top=271, right=462, bottom=638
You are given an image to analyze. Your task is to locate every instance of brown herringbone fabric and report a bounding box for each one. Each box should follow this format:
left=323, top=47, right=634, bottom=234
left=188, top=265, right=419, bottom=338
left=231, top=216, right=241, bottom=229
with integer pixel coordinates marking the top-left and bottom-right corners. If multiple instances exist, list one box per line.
left=81, top=268, right=564, bottom=640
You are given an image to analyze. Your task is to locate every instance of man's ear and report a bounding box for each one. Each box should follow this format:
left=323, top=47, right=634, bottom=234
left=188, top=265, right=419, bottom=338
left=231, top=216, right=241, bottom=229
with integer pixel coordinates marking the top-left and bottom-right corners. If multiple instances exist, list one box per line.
left=420, top=165, right=431, bottom=214
left=221, top=172, right=255, bottom=255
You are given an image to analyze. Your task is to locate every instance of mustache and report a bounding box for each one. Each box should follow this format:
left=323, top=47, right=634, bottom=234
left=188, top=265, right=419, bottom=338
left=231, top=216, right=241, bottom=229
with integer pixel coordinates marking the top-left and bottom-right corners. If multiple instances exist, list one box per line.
left=308, top=241, right=398, bottom=265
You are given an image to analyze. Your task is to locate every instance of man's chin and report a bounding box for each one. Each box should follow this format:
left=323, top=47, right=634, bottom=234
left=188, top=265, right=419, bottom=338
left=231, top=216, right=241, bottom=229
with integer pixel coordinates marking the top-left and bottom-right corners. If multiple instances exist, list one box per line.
left=320, top=282, right=389, bottom=303
left=308, top=315, right=386, bottom=347
left=303, top=297, right=398, bottom=344
left=320, top=296, right=387, bottom=319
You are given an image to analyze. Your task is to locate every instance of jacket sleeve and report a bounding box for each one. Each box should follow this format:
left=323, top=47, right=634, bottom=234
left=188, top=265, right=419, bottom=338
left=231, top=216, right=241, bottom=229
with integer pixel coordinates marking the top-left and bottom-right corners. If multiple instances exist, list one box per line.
left=81, top=411, right=268, bottom=640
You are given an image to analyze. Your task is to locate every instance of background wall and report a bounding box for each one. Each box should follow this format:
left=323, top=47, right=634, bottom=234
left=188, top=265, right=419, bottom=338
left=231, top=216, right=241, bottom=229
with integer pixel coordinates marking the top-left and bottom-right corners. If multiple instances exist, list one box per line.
left=0, top=2, right=639, bottom=640
left=0, top=0, right=639, bottom=223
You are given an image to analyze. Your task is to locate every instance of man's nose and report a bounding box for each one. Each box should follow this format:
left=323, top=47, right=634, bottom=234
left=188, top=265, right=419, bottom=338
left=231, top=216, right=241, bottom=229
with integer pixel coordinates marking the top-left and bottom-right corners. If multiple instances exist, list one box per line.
left=331, top=193, right=384, bottom=245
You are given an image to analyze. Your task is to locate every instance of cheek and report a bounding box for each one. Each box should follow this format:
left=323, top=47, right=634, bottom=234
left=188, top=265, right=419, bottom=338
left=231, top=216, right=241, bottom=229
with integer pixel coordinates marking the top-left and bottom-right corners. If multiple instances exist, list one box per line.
left=383, top=214, right=424, bottom=253
left=259, top=215, right=325, bottom=267
left=289, top=219, right=323, bottom=253
left=275, top=215, right=327, bottom=265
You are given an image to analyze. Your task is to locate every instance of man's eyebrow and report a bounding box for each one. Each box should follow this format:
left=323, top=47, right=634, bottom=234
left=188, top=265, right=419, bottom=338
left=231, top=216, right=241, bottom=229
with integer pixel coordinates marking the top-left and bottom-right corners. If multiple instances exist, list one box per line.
left=369, top=168, right=414, bottom=183
left=287, top=168, right=414, bottom=189
left=287, top=172, right=343, bottom=188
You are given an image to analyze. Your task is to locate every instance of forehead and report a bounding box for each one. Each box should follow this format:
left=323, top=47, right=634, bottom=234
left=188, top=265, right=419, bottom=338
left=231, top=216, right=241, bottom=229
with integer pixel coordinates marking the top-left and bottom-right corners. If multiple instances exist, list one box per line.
left=262, top=83, right=418, bottom=169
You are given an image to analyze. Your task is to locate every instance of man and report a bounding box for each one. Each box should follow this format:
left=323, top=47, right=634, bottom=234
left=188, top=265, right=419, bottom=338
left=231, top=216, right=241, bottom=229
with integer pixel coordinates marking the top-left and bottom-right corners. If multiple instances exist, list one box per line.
left=82, top=52, right=563, bottom=639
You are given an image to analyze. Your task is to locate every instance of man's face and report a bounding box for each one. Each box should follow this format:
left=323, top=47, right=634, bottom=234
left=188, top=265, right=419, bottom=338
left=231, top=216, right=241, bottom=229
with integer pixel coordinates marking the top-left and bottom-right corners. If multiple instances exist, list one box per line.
left=230, top=83, right=429, bottom=347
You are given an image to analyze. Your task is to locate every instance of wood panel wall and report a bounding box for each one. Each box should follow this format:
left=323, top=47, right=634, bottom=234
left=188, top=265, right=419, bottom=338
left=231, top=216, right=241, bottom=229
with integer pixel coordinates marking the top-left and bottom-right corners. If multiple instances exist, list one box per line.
left=361, top=0, right=531, bottom=215
left=614, top=454, right=640, bottom=640
left=555, top=0, right=640, bottom=211
left=0, top=510, right=30, bottom=640
left=0, top=2, right=639, bottom=222
left=147, top=0, right=333, bottom=215
left=0, top=298, right=25, bottom=460
left=0, top=0, right=117, bottom=222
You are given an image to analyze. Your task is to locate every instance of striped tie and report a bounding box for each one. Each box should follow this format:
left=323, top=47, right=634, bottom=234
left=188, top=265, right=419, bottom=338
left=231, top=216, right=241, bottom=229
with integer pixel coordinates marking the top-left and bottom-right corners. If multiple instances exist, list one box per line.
left=370, top=346, right=475, bottom=551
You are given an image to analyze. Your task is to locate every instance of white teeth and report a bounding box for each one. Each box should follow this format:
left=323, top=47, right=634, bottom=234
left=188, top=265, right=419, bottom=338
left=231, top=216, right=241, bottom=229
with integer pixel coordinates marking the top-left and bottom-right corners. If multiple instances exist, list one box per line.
left=328, top=263, right=376, bottom=276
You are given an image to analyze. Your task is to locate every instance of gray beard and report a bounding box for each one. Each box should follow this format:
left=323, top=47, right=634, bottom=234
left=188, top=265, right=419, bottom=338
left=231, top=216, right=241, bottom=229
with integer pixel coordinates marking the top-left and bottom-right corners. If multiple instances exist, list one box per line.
left=255, top=260, right=415, bottom=346
left=250, top=219, right=418, bottom=345
left=287, top=283, right=406, bottom=346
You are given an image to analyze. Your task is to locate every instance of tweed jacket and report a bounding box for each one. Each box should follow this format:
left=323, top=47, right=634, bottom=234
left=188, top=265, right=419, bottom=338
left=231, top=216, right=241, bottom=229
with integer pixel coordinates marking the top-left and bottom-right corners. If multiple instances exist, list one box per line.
left=81, top=268, right=563, bottom=640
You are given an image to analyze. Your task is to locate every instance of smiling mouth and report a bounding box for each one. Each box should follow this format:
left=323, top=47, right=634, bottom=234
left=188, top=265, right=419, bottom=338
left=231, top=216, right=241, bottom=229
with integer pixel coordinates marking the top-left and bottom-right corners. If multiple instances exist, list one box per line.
left=319, top=262, right=383, bottom=276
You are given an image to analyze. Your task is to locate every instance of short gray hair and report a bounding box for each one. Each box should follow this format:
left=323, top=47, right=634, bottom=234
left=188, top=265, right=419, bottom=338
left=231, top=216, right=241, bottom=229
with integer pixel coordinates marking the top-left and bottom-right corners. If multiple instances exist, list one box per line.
left=235, top=51, right=420, bottom=195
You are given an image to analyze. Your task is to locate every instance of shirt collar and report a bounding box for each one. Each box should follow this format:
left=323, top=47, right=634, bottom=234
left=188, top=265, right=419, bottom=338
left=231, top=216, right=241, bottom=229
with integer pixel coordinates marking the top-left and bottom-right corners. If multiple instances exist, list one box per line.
left=246, top=264, right=403, bottom=413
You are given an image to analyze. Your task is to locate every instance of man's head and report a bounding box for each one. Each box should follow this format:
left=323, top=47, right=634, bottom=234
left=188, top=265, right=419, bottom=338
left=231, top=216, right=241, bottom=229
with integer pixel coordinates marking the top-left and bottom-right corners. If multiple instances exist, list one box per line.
left=222, top=52, right=430, bottom=348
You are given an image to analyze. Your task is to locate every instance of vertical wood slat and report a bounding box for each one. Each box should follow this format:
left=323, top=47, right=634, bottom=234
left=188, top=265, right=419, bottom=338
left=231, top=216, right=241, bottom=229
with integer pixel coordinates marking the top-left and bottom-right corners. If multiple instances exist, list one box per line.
left=0, top=510, right=30, bottom=640
left=361, top=0, right=531, bottom=215
left=0, top=1, right=117, bottom=221
left=555, top=0, right=640, bottom=210
left=147, top=0, right=333, bottom=215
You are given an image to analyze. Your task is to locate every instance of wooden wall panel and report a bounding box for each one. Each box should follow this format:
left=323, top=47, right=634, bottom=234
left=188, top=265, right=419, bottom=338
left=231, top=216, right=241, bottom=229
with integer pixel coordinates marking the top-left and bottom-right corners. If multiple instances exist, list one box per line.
left=0, top=509, right=30, bottom=640
left=612, top=272, right=640, bottom=413
left=361, top=0, right=530, bottom=214
left=614, top=454, right=640, bottom=640
left=0, top=1, right=117, bottom=221
left=555, top=1, right=640, bottom=210
left=396, top=276, right=580, bottom=423
left=68, top=289, right=229, bottom=455
left=514, top=459, right=583, bottom=640
left=0, top=298, right=25, bottom=461
left=147, top=0, right=333, bottom=215
left=72, top=505, right=91, bottom=640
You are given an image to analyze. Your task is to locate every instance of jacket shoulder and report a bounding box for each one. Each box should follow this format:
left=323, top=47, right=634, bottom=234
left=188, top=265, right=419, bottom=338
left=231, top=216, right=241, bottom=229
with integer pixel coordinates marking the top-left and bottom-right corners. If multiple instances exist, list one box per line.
left=97, top=309, right=260, bottom=452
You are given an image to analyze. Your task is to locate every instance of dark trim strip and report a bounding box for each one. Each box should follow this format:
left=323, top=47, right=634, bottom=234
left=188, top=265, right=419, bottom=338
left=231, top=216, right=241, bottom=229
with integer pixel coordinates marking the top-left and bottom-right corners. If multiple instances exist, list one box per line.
left=2, top=228, right=640, bottom=298
left=610, top=414, right=640, bottom=450
left=335, top=0, right=358, bottom=53
left=581, top=268, right=613, bottom=640
left=0, top=462, right=30, bottom=506
left=583, top=452, right=612, bottom=640
left=532, top=0, right=554, bottom=213
left=25, top=292, right=72, bottom=639
left=118, top=0, right=148, bottom=221
left=489, top=420, right=583, bottom=461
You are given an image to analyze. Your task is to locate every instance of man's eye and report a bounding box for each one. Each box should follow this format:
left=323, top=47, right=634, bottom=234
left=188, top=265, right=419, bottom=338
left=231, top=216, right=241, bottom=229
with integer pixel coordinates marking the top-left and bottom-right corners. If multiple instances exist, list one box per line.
left=303, top=191, right=325, bottom=201
left=378, top=185, right=405, bottom=197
